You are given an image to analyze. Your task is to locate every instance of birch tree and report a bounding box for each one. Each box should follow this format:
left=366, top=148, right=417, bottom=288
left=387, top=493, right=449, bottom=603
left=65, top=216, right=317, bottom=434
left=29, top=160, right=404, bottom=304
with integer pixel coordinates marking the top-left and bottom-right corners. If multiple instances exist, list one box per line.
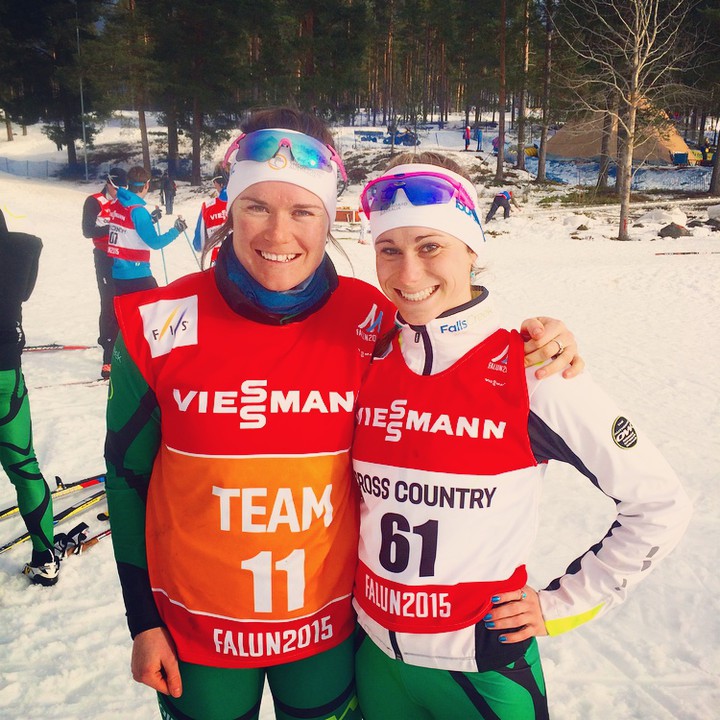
left=556, top=0, right=696, bottom=240
left=515, top=0, right=531, bottom=172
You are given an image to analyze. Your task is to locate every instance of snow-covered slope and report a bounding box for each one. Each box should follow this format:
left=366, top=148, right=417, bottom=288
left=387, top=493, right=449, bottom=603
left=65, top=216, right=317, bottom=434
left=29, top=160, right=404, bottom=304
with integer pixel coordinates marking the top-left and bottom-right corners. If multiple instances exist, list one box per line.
left=0, top=118, right=718, bottom=719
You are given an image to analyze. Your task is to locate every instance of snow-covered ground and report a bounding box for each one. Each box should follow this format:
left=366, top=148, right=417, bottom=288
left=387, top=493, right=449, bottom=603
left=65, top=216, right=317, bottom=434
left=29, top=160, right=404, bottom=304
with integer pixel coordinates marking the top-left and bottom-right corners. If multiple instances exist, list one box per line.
left=0, top=117, right=719, bottom=719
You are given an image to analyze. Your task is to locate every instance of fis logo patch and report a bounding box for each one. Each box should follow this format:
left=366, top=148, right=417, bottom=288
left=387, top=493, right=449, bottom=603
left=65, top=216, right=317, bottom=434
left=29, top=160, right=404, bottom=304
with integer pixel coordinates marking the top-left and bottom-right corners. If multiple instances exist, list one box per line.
left=139, top=295, right=198, bottom=358
left=612, top=416, right=638, bottom=449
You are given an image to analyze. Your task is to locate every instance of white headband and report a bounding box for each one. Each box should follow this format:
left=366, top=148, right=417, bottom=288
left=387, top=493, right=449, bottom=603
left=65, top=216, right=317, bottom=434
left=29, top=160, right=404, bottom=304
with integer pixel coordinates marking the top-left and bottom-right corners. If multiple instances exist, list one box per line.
left=367, top=163, right=485, bottom=258
left=226, top=150, right=338, bottom=224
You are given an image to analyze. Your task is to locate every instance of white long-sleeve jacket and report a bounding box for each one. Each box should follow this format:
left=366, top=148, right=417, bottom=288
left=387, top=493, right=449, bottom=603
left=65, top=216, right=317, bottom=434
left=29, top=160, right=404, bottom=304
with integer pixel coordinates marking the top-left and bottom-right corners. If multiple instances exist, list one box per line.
left=352, top=289, right=692, bottom=672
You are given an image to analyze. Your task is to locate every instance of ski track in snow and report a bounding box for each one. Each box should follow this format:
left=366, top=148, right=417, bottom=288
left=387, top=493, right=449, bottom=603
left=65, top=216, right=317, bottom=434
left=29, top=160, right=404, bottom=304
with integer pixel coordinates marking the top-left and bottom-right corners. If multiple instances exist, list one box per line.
left=1, top=118, right=719, bottom=719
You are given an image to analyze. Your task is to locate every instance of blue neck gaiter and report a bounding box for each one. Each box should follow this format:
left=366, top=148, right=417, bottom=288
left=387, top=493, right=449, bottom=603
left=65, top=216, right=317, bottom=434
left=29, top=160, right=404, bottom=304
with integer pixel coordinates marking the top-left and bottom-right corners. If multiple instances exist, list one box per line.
left=223, top=243, right=331, bottom=320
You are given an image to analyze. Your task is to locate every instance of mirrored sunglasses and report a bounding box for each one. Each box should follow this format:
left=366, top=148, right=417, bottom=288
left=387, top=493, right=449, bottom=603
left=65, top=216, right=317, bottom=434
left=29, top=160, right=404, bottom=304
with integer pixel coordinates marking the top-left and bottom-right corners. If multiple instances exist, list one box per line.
left=361, top=171, right=477, bottom=216
left=223, top=128, right=347, bottom=182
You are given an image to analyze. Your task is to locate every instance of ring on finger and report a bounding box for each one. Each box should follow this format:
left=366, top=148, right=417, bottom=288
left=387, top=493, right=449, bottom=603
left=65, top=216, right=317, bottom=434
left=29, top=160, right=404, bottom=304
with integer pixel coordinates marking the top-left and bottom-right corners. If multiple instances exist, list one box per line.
left=553, top=339, right=565, bottom=357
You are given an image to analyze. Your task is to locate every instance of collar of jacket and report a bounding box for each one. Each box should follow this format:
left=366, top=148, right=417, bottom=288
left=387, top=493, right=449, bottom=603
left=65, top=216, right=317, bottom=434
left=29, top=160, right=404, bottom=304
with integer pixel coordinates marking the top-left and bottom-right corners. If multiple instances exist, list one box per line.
left=394, top=287, right=500, bottom=375
left=117, top=186, right=147, bottom=207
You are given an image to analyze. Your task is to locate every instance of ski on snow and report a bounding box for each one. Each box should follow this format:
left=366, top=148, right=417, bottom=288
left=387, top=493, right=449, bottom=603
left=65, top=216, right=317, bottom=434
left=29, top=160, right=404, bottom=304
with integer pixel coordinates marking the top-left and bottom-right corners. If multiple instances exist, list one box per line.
left=31, top=378, right=109, bottom=390
left=0, top=488, right=107, bottom=554
left=23, top=343, right=95, bottom=353
left=0, top=473, right=106, bottom=522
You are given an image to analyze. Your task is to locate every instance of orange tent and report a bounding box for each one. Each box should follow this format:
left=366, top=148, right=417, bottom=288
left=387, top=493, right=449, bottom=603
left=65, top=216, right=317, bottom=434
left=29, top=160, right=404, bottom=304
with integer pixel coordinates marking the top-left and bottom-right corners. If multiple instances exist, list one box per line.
left=546, top=113, right=690, bottom=166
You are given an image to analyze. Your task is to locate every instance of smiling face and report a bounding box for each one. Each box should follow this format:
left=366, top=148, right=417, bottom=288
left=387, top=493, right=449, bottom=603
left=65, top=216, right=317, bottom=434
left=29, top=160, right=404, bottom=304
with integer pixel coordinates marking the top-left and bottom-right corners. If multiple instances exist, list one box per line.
left=375, top=226, right=476, bottom=325
left=231, top=181, right=330, bottom=291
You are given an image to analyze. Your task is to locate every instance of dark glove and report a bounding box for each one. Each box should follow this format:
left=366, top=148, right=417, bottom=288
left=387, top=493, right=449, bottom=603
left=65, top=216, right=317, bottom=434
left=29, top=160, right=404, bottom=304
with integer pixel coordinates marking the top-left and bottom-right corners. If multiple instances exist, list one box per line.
left=174, top=217, right=187, bottom=233
left=150, top=207, right=163, bottom=223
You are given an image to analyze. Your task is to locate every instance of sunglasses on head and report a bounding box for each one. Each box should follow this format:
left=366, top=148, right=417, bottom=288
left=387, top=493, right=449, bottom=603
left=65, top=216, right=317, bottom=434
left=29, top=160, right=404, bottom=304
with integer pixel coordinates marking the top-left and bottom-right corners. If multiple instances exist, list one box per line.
left=223, top=128, right=347, bottom=182
left=360, top=171, right=477, bottom=216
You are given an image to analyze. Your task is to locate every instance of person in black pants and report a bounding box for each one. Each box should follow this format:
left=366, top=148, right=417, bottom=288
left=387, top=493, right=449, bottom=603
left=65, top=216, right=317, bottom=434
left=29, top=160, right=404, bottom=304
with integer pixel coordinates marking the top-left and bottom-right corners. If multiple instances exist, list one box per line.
left=81, top=168, right=127, bottom=379
left=0, top=210, right=59, bottom=585
left=485, top=189, right=522, bottom=222
left=160, top=170, right=177, bottom=215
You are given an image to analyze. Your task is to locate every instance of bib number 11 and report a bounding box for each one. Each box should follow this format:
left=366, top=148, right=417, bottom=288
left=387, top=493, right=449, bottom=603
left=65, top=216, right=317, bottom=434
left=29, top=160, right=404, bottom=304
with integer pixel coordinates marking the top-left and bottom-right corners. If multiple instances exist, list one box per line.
left=241, top=549, right=305, bottom=613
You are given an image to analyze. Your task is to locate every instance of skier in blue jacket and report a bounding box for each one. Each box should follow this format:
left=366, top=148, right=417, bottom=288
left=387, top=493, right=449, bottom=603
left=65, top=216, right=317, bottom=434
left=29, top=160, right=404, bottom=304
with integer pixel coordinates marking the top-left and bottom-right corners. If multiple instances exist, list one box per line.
left=107, top=166, right=187, bottom=295
left=485, top=189, right=521, bottom=222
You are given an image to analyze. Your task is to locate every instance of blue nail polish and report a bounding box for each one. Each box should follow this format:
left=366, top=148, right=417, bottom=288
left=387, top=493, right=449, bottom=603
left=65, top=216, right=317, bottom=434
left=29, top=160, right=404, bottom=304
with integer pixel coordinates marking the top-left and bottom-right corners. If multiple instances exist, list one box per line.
left=485, top=621, right=495, bottom=628
left=491, top=595, right=501, bottom=603
left=499, top=635, right=507, bottom=643
left=483, top=614, right=492, bottom=621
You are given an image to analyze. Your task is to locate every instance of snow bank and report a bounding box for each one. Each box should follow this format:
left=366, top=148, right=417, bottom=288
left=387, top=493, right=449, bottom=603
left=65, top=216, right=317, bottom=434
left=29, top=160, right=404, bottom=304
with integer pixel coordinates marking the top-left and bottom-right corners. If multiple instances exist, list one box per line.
left=636, top=207, right=688, bottom=226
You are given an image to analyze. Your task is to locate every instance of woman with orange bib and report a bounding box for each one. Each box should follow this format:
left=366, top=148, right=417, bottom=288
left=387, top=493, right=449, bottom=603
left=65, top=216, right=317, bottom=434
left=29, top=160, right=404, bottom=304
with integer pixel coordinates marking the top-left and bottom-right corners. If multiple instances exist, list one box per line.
left=105, top=111, right=582, bottom=720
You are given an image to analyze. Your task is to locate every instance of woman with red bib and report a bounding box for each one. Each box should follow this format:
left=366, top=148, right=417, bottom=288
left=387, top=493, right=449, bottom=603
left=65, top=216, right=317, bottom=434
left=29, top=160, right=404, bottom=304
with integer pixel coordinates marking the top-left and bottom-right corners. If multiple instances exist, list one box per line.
left=352, top=153, right=692, bottom=719
left=105, top=112, right=582, bottom=720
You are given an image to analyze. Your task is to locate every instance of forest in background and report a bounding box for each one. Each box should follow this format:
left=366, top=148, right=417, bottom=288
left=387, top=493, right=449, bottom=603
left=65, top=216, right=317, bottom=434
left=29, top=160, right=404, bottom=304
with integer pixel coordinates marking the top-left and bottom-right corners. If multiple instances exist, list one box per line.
left=1, top=0, right=720, bottom=219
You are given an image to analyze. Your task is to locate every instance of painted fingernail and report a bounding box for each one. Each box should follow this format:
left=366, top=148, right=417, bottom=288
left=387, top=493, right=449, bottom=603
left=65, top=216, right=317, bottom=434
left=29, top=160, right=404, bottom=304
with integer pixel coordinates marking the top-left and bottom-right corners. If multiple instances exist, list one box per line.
left=485, top=621, right=495, bottom=628
left=499, top=635, right=507, bottom=643
left=491, top=595, right=501, bottom=603
left=483, top=614, right=493, bottom=621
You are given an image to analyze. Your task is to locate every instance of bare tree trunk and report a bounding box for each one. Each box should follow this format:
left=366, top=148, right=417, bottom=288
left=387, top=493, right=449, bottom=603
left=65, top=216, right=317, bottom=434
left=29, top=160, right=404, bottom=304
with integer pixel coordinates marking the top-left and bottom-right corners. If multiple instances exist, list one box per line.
left=438, top=42, right=446, bottom=127
left=423, top=25, right=431, bottom=120
left=710, top=153, right=720, bottom=196
left=596, top=104, right=614, bottom=190
left=383, top=2, right=395, bottom=127
left=536, top=0, right=553, bottom=183
left=516, top=0, right=530, bottom=171
left=191, top=96, right=202, bottom=186
left=698, top=111, right=707, bottom=146
left=495, top=0, right=507, bottom=183
left=138, top=107, right=151, bottom=173
left=167, top=107, right=179, bottom=177
left=4, top=114, right=12, bottom=141
left=617, top=100, right=636, bottom=241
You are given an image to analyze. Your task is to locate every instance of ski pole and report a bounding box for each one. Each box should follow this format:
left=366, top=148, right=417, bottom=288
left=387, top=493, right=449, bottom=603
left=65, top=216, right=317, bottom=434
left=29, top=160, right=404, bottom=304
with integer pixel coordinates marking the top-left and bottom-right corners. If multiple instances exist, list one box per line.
left=160, top=249, right=169, bottom=285
left=154, top=210, right=170, bottom=285
left=0, top=473, right=105, bottom=522
left=183, top=229, right=201, bottom=269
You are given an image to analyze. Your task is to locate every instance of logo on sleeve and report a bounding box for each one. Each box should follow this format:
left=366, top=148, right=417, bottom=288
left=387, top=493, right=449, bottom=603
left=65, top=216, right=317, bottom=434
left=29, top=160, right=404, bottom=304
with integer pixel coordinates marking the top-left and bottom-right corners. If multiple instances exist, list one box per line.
left=612, top=416, right=638, bottom=449
left=139, top=295, right=198, bottom=358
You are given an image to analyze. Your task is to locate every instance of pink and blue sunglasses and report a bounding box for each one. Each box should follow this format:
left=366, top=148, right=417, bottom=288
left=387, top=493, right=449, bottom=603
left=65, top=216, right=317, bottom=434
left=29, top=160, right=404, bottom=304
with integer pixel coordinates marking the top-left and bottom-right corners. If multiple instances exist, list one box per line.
left=361, top=171, right=478, bottom=217
left=223, top=128, right=347, bottom=182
